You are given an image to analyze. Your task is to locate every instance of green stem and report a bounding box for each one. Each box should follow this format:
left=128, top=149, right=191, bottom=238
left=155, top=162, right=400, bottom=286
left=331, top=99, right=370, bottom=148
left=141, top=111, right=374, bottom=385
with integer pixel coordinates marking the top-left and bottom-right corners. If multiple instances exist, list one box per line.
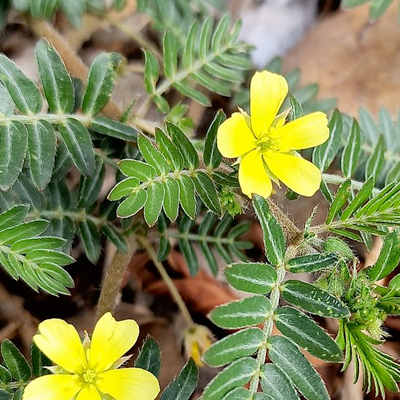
left=96, top=235, right=138, bottom=320
left=137, top=235, right=194, bottom=327
left=322, top=173, right=381, bottom=196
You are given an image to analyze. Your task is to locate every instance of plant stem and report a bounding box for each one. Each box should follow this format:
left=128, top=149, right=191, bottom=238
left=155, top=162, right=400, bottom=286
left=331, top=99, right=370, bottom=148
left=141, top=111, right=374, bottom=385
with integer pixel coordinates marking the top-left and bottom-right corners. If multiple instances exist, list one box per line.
left=137, top=235, right=194, bottom=327
left=96, top=235, right=137, bottom=320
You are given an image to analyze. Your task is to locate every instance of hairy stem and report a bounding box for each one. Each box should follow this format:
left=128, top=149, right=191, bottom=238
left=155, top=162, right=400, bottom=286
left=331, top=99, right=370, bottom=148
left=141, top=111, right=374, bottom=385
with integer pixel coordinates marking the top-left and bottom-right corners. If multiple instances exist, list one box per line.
left=137, top=235, right=194, bottom=327
left=96, top=236, right=137, bottom=320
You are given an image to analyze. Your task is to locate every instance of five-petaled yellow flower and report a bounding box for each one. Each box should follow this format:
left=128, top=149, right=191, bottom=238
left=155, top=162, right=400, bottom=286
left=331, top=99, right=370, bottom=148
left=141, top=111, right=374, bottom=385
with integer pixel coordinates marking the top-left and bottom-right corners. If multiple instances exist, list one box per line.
left=23, top=312, right=160, bottom=400
left=217, top=70, right=329, bottom=198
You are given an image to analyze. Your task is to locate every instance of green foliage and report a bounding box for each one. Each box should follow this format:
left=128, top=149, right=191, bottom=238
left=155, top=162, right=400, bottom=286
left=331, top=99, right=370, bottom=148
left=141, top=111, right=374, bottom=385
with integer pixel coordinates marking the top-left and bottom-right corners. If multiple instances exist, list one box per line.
left=158, top=213, right=252, bottom=276
left=0, top=205, right=74, bottom=295
left=0, top=0, right=124, bottom=29
left=342, top=0, right=393, bottom=20
left=0, top=40, right=135, bottom=191
left=143, top=15, right=252, bottom=111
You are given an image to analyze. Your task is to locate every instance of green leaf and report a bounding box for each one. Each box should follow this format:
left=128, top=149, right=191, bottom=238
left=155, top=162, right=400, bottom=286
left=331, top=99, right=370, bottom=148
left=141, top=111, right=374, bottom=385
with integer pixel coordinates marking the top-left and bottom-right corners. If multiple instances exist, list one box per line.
left=163, top=31, right=177, bottom=80
left=59, top=0, right=86, bottom=27
left=326, top=179, right=351, bottom=224
left=0, top=54, right=42, bottom=114
left=137, top=135, right=170, bottom=175
left=209, top=295, right=271, bottom=329
left=134, top=336, right=162, bottom=378
left=275, top=307, right=343, bottom=362
left=312, top=109, right=342, bottom=172
left=78, top=157, right=105, bottom=209
left=30, top=0, right=58, bottom=18
left=204, top=327, right=263, bottom=367
left=108, top=177, right=140, bottom=201
left=163, top=178, right=180, bottom=221
left=144, top=182, right=165, bottom=226
left=118, top=159, right=156, bottom=180
left=225, top=262, right=277, bottom=294
left=260, top=363, right=300, bottom=400
left=0, top=122, right=28, bottom=191
left=340, top=176, right=375, bottom=220
left=179, top=237, right=198, bottom=276
left=173, top=81, right=211, bottom=106
left=282, top=280, right=350, bottom=318
left=117, top=190, right=147, bottom=218
left=91, top=117, right=137, bottom=142
left=78, top=220, right=101, bottom=264
left=58, top=118, right=95, bottom=177
left=0, top=82, right=15, bottom=115
left=0, top=205, right=29, bottom=231
left=155, top=128, right=184, bottom=171
left=0, top=390, right=11, bottom=400
left=31, top=343, right=51, bottom=378
left=202, top=357, right=257, bottom=400
left=101, top=225, right=127, bottom=253
left=166, top=122, right=199, bottom=169
left=287, top=254, right=338, bottom=274
left=204, top=110, right=225, bottom=168
left=0, top=364, right=11, bottom=384
left=221, top=388, right=252, bottom=400
left=11, top=237, right=66, bottom=253
left=341, top=119, right=361, bottom=178
left=252, top=195, right=285, bottom=265
left=369, top=0, right=393, bottom=19
left=27, top=120, right=56, bottom=190
left=160, top=358, right=198, bottom=400
left=367, top=230, right=400, bottom=281
left=35, top=40, right=74, bottom=113
left=25, top=249, right=74, bottom=266
left=1, top=339, right=31, bottom=381
left=144, top=50, right=159, bottom=95
left=0, top=220, right=48, bottom=244
left=199, top=17, right=213, bottom=60
left=269, top=336, right=329, bottom=400
left=365, top=135, right=385, bottom=181
left=183, top=22, right=198, bottom=69
left=82, top=52, right=123, bottom=116
left=178, top=175, right=196, bottom=218
left=193, top=172, right=221, bottom=215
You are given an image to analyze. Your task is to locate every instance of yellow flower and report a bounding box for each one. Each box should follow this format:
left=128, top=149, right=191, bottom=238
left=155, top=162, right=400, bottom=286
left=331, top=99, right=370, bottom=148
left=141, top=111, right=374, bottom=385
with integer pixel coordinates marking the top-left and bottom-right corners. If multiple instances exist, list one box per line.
left=217, top=71, right=329, bottom=198
left=23, top=313, right=160, bottom=400
left=183, top=324, right=214, bottom=367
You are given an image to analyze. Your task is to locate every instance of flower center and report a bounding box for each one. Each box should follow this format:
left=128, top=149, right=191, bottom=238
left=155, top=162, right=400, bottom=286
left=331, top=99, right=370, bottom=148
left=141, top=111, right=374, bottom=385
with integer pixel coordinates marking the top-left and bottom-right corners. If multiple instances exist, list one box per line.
left=82, top=369, right=97, bottom=384
left=257, top=136, right=279, bottom=153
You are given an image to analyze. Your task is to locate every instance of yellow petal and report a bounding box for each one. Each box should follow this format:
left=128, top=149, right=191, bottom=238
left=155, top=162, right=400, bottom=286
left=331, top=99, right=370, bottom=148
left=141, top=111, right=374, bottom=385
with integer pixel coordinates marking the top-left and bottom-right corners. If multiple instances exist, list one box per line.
left=75, top=384, right=102, bottom=400
left=89, top=312, right=139, bottom=372
left=265, top=152, right=321, bottom=197
left=34, top=319, right=87, bottom=374
left=250, top=71, right=288, bottom=138
left=97, top=368, right=160, bottom=400
left=277, top=112, right=329, bottom=152
left=239, top=150, right=272, bottom=198
left=22, top=374, right=81, bottom=400
left=217, top=112, right=256, bottom=158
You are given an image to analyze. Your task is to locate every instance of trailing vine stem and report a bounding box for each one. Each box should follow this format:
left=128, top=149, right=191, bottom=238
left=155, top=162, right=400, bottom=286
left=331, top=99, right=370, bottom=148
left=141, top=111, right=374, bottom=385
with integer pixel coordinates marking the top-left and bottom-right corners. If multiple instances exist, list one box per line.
left=96, top=235, right=138, bottom=320
left=137, top=235, right=194, bottom=327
